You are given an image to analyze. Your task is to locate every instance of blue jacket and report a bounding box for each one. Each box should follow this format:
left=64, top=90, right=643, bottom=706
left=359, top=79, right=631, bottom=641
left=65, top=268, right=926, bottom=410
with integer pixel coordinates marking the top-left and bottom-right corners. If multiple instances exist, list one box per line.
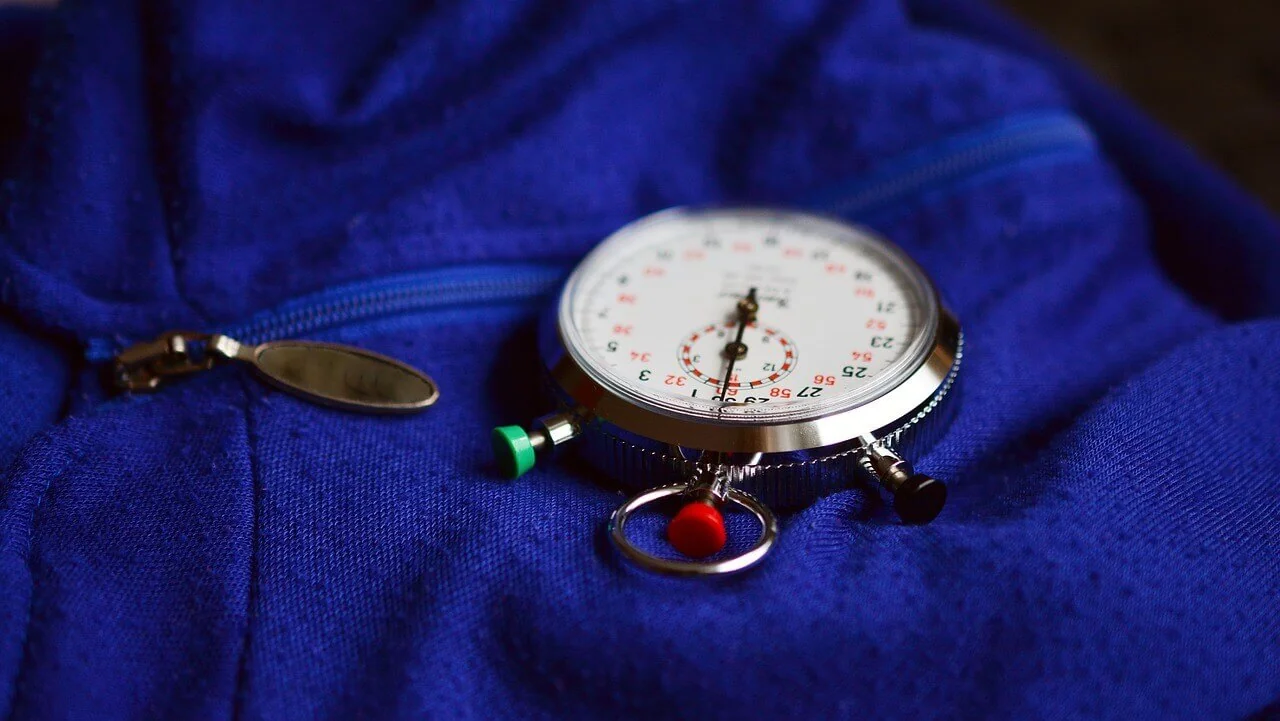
left=0, top=1, right=1277, bottom=719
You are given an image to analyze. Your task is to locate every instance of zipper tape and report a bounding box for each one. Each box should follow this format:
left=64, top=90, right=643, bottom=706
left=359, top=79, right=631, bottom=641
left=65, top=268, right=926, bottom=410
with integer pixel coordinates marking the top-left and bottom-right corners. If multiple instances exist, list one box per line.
left=87, top=111, right=1097, bottom=360
left=85, top=262, right=571, bottom=363
left=807, top=110, right=1097, bottom=216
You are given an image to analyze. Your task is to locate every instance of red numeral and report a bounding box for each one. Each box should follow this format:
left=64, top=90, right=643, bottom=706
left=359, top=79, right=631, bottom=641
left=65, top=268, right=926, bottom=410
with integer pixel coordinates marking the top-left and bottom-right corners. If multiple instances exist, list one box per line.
left=854, top=287, right=875, bottom=298
left=769, top=387, right=792, bottom=398
left=850, top=351, right=873, bottom=362
left=613, top=325, right=632, bottom=335
left=732, top=242, right=752, bottom=252
left=813, top=374, right=836, bottom=386
left=783, top=248, right=803, bottom=258
left=825, top=263, right=846, bottom=274
left=664, top=374, right=687, bottom=386
left=865, top=318, right=886, bottom=330
left=683, top=249, right=706, bottom=260
left=630, top=351, right=652, bottom=362
left=643, top=266, right=665, bottom=277
left=618, top=293, right=637, bottom=304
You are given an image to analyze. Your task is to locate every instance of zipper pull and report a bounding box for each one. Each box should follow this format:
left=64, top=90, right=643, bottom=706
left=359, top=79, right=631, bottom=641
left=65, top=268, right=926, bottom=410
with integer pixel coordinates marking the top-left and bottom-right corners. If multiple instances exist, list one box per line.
left=113, top=332, right=439, bottom=414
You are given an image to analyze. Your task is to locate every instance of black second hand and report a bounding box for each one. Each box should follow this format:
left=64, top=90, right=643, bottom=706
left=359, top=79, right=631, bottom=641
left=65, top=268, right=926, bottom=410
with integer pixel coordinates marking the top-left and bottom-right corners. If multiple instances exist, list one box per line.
left=717, top=287, right=758, bottom=413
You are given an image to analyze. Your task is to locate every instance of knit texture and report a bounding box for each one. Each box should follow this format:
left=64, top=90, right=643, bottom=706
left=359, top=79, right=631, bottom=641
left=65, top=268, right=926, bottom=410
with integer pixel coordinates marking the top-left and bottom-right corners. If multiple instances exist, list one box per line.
left=0, top=1, right=1277, bottom=719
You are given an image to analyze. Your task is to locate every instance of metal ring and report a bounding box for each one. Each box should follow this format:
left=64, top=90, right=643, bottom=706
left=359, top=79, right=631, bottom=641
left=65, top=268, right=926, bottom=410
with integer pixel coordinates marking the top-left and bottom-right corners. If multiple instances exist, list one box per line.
left=608, top=484, right=778, bottom=576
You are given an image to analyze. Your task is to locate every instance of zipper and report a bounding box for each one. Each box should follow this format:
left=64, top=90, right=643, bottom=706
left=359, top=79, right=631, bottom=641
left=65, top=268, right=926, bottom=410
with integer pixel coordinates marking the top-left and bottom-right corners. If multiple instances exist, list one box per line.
left=808, top=110, right=1096, bottom=216
left=91, top=262, right=570, bottom=413
left=85, top=262, right=571, bottom=363
left=91, top=111, right=1096, bottom=409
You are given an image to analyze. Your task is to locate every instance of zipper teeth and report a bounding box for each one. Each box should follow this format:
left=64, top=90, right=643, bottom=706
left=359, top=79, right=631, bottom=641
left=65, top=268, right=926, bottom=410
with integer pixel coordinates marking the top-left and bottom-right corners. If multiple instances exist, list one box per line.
left=83, top=264, right=569, bottom=362
left=223, top=268, right=565, bottom=345
left=87, top=112, right=1096, bottom=362
left=823, top=112, right=1096, bottom=216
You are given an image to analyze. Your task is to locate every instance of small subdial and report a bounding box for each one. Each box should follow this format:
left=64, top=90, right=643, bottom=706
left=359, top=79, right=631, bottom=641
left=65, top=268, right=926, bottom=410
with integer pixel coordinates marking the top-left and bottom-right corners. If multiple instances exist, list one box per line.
left=677, top=322, right=798, bottom=391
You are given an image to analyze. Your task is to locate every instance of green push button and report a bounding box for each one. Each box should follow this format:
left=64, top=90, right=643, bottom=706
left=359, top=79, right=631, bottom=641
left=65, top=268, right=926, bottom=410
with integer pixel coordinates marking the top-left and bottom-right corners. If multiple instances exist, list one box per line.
left=492, top=425, right=536, bottom=478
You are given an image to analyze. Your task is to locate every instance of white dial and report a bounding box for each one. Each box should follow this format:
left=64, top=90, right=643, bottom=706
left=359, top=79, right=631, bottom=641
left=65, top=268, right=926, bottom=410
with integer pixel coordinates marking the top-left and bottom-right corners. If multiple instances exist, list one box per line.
left=558, top=208, right=939, bottom=424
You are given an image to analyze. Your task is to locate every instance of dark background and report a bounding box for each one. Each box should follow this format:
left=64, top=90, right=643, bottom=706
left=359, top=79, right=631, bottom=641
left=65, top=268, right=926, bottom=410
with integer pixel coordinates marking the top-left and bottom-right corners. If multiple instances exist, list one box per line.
left=1003, top=0, right=1280, bottom=211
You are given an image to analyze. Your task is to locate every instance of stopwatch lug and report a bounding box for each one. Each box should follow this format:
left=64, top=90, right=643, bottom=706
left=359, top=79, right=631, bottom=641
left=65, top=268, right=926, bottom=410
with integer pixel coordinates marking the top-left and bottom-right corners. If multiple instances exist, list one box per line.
left=862, top=444, right=947, bottom=524
left=491, top=411, right=581, bottom=478
left=684, top=463, right=731, bottom=502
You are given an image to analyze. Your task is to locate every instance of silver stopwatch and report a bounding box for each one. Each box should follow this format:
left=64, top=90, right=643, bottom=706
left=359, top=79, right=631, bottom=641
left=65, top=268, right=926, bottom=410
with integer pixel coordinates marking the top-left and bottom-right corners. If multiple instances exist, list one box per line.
left=493, top=207, right=961, bottom=575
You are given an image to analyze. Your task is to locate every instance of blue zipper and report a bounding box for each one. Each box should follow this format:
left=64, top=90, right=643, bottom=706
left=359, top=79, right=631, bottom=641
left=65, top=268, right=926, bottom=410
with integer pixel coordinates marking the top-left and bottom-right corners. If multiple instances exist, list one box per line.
left=808, top=110, right=1096, bottom=216
left=84, top=262, right=571, bottom=363
left=87, top=111, right=1095, bottom=362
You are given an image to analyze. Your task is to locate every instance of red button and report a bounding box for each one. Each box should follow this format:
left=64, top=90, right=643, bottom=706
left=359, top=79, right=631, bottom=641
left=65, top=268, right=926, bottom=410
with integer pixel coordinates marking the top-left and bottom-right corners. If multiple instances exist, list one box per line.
left=667, top=501, right=727, bottom=558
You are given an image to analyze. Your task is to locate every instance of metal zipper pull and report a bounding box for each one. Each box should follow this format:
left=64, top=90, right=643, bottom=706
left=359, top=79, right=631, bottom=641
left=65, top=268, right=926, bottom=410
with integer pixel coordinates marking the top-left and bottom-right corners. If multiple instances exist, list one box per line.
left=113, top=332, right=438, bottom=413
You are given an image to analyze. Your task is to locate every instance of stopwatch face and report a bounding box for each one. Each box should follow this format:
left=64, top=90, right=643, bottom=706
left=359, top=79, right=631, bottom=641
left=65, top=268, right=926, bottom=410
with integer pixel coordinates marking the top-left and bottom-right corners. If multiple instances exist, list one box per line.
left=557, top=208, right=940, bottom=425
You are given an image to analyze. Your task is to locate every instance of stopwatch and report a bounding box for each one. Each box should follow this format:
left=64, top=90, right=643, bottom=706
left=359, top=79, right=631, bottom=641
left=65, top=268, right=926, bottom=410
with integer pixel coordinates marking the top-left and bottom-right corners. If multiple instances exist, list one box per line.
left=492, top=207, right=962, bottom=575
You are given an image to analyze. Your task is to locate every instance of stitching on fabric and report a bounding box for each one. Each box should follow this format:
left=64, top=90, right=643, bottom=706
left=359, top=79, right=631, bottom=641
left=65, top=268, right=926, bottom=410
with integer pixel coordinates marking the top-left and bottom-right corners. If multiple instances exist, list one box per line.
left=3, top=444, right=85, bottom=721
left=0, top=377, right=195, bottom=721
left=231, top=376, right=263, bottom=721
left=137, top=3, right=214, bottom=327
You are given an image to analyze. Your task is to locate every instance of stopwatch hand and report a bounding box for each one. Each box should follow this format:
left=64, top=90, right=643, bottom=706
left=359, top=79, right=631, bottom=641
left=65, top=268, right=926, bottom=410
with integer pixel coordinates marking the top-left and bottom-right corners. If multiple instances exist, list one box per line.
left=717, top=287, right=757, bottom=406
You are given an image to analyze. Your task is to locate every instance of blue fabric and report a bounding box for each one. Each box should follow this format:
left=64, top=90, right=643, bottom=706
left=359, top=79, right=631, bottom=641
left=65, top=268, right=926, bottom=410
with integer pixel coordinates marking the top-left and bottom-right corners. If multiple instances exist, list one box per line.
left=0, top=1, right=1277, bottom=719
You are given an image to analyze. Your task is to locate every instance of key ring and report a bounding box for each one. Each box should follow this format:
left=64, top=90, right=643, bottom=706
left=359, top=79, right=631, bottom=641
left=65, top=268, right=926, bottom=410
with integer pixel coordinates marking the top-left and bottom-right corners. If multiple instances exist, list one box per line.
left=608, top=481, right=779, bottom=576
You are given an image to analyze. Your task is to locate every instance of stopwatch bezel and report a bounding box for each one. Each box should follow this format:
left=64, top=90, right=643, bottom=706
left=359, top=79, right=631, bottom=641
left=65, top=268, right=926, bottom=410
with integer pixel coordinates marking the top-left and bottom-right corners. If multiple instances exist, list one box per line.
left=541, top=206, right=960, bottom=454
left=556, top=207, right=941, bottom=424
